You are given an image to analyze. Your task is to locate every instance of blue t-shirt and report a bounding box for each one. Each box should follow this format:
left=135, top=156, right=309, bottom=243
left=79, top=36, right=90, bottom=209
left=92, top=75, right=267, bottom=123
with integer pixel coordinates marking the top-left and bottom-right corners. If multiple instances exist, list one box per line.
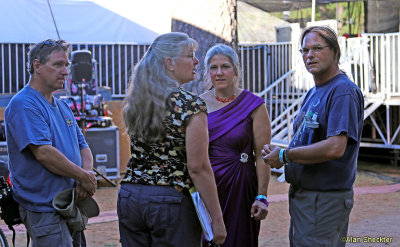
left=5, top=85, right=88, bottom=212
left=285, top=73, right=364, bottom=191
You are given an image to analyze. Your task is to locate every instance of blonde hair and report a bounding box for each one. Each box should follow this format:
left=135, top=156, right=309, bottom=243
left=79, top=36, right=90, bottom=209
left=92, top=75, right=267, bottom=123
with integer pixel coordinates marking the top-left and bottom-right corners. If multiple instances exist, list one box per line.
left=123, top=32, right=198, bottom=142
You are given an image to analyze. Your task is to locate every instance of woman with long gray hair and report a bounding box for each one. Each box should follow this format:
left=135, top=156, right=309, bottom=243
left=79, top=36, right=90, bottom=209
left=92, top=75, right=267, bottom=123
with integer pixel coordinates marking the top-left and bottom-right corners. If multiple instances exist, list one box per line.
left=118, top=32, right=226, bottom=246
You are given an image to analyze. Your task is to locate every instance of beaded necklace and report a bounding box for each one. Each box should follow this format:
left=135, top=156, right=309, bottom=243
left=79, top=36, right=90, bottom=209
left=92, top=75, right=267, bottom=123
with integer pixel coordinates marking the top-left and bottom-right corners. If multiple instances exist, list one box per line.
left=213, top=88, right=235, bottom=103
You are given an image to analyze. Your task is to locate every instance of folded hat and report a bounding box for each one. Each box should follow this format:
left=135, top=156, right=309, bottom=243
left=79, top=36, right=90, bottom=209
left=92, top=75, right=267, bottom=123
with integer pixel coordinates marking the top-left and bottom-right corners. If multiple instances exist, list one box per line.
left=52, top=188, right=77, bottom=219
left=77, top=195, right=100, bottom=218
left=52, top=188, right=100, bottom=232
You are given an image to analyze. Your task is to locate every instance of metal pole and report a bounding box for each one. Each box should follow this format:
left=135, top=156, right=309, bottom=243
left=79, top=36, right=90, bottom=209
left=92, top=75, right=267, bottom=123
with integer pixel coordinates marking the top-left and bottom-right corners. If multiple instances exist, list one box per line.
left=348, top=1, right=351, bottom=35
left=312, top=0, right=316, bottom=22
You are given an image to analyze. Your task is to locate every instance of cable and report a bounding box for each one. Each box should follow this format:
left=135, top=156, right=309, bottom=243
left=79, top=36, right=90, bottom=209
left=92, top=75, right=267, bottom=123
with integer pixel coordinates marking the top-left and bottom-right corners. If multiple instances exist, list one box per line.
left=47, top=0, right=61, bottom=39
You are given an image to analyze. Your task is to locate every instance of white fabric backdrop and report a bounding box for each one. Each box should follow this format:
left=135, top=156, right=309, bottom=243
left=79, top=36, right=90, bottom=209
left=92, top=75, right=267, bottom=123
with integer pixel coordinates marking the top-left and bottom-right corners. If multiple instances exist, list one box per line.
left=0, top=0, right=161, bottom=43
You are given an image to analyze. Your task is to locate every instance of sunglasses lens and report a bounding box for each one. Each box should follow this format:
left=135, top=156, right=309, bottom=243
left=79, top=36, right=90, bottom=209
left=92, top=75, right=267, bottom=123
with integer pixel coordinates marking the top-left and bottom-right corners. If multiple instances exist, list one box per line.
left=40, top=40, right=59, bottom=48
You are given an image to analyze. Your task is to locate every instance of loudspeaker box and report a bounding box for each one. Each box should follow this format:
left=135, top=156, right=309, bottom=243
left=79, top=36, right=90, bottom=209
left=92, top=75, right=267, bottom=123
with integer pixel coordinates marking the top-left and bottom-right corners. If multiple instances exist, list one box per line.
left=85, top=126, right=120, bottom=179
left=71, top=50, right=93, bottom=83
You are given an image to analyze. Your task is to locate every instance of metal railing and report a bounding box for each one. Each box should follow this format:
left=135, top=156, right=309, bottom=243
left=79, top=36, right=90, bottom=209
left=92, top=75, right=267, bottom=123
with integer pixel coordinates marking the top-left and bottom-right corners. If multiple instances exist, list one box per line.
left=256, top=70, right=308, bottom=146
left=366, top=33, right=400, bottom=101
left=239, top=42, right=292, bottom=92
left=254, top=33, right=400, bottom=147
left=0, top=42, right=150, bottom=98
left=0, top=33, right=398, bottom=102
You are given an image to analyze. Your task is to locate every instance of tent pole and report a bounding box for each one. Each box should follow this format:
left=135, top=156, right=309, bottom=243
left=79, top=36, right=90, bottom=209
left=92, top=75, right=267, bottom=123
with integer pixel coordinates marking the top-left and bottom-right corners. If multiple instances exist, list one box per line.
left=348, top=1, right=352, bottom=35
left=312, top=0, right=316, bottom=22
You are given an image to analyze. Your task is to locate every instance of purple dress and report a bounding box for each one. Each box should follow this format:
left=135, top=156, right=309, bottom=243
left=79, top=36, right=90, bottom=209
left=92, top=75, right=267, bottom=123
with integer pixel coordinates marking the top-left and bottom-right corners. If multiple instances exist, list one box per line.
left=206, top=90, right=264, bottom=247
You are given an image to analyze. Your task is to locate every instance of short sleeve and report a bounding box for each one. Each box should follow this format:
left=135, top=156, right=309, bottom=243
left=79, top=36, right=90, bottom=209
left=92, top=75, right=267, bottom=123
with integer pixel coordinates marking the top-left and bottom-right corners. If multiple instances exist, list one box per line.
left=6, top=101, right=52, bottom=152
left=169, top=89, right=207, bottom=127
left=327, top=91, right=362, bottom=143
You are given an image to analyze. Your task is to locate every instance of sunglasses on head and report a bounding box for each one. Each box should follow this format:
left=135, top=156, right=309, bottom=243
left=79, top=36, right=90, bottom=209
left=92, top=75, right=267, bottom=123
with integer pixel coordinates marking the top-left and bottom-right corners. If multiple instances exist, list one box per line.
left=40, top=40, right=64, bottom=48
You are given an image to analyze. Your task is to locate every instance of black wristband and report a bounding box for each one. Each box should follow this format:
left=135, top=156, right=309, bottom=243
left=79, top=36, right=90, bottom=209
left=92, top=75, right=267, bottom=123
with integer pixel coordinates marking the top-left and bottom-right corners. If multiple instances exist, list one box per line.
left=284, top=148, right=292, bottom=163
left=282, top=149, right=287, bottom=163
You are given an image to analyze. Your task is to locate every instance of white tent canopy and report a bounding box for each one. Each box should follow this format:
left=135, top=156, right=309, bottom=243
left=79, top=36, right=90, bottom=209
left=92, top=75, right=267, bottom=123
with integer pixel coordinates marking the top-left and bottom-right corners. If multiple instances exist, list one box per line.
left=0, top=0, right=160, bottom=44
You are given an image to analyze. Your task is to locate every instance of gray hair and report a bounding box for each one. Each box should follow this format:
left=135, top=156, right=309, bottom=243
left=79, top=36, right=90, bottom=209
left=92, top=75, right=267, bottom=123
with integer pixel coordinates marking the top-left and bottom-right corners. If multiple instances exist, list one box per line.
left=27, top=39, right=71, bottom=75
left=203, top=43, right=241, bottom=90
left=123, top=32, right=198, bottom=142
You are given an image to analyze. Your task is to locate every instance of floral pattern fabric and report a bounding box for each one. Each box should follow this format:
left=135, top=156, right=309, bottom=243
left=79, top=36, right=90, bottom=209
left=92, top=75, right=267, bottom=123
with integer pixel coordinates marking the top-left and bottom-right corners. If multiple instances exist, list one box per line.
left=121, top=88, right=207, bottom=191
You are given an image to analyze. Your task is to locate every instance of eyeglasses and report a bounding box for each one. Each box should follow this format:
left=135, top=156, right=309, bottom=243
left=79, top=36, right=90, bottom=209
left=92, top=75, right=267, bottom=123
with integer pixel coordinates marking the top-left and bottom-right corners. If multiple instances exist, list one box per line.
left=299, top=45, right=330, bottom=55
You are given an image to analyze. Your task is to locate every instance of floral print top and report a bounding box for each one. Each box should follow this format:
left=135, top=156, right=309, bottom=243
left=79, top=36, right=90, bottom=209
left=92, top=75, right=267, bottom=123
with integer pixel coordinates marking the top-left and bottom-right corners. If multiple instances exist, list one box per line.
left=121, top=88, right=207, bottom=191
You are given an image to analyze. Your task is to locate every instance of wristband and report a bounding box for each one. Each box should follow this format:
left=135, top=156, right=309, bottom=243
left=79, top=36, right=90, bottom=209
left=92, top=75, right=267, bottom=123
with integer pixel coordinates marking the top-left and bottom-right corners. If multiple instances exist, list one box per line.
left=255, top=195, right=269, bottom=207
left=283, top=148, right=292, bottom=163
left=279, top=148, right=285, bottom=165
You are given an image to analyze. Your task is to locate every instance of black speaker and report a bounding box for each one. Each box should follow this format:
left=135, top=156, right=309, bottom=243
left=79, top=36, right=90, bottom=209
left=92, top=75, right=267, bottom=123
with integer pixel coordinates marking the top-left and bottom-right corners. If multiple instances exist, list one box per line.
left=71, top=50, right=93, bottom=83
left=0, top=120, right=5, bottom=142
left=84, top=126, right=120, bottom=179
left=0, top=142, right=8, bottom=180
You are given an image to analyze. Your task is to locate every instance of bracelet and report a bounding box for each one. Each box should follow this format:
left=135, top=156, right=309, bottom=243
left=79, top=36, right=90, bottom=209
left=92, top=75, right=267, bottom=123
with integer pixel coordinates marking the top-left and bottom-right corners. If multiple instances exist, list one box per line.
left=283, top=148, right=292, bottom=163
left=255, top=195, right=269, bottom=207
left=279, top=148, right=285, bottom=165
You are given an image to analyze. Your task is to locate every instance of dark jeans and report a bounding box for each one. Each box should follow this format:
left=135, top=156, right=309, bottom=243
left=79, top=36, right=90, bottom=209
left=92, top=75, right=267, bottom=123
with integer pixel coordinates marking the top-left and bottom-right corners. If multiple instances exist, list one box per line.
left=117, top=183, right=202, bottom=247
left=289, top=186, right=354, bottom=247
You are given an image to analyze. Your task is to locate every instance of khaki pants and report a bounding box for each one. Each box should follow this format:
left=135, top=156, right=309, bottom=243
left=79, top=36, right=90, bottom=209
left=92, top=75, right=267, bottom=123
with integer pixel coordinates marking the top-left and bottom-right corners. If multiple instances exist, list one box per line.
left=19, top=206, right=85, bottom=247
left=289, top=187, right=354, bottom=247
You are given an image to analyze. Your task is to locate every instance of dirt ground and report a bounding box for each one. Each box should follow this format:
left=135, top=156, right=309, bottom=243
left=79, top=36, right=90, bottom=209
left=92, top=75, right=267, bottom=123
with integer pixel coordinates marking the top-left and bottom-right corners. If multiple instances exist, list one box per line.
left=2, top=160, right=400, bottom=247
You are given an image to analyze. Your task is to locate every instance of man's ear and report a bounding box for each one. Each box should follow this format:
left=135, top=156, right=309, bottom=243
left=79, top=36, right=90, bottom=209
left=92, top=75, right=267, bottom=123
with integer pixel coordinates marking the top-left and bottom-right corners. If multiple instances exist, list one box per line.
left=164, top=57, right=175, bottom=72
left=33, top=59, right=41, bottom=73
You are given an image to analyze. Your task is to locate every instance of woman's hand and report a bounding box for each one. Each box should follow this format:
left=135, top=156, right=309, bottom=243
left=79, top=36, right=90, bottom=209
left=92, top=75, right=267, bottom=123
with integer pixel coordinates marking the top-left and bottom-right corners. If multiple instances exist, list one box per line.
left=211, top=219, right=227, bottom=245
left=251, top=199, right=268, bottom=220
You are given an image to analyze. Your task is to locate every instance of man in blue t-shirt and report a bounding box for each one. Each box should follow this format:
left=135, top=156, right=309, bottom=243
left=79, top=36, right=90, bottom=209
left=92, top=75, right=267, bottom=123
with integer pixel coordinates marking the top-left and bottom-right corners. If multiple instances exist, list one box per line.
left=5, top=39, right=97, bottom=246
left=262, top=26, right=364, bottom=247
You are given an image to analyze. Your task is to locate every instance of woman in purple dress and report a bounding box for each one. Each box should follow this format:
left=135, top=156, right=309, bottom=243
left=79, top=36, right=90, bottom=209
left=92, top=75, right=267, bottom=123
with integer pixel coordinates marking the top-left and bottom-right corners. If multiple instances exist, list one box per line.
left=200, top=44, right=272, bottom=247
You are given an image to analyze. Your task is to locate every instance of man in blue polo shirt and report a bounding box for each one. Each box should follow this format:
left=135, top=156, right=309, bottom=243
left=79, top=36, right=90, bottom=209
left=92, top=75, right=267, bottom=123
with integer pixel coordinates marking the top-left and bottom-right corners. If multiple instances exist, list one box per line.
left=5, top=39, right=97, bottom=246
left=262, top=26, right=364, bottom=247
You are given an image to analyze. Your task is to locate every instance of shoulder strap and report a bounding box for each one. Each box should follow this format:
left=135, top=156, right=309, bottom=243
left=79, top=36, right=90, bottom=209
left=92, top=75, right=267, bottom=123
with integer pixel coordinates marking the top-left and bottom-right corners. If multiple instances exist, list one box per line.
left=7, top=221, right=29, bottom=247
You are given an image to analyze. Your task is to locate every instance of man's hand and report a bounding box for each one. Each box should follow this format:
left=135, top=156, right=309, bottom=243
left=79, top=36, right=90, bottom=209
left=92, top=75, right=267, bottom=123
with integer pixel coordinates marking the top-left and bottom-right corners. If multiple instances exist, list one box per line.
left=251, top=200, right=268, bottom=220
left=75, top=183, right=92, bottom=201
left=262, top=144, right=283, bottom=169
left=78, top=170, right=97, bottom=196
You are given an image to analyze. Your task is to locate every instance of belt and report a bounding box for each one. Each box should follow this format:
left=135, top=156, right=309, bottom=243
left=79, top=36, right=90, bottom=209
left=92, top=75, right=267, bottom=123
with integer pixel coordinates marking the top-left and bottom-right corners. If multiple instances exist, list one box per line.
left=289, top=184, right=352, bottom=198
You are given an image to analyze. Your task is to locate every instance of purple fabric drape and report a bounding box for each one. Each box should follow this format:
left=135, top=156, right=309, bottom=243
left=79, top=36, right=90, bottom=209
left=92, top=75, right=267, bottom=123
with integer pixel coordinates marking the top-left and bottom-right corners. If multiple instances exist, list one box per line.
left=205, top=89, right=264, bottom=247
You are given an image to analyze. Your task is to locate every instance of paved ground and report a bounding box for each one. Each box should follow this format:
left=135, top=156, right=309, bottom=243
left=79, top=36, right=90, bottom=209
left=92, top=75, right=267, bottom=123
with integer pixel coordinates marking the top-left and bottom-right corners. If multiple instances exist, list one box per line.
left=2, top=161, right=400, bottom=247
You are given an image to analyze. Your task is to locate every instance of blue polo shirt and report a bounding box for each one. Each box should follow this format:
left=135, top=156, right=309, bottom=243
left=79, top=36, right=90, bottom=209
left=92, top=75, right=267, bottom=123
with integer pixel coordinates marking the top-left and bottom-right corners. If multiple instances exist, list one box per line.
left=5, top=85, right=87, bottom=212
left=285, top=73, right=364, bottom=191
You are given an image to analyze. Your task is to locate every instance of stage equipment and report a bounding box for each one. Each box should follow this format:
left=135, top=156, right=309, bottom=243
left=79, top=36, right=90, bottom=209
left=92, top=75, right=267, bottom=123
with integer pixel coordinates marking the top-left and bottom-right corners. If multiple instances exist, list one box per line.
left=85, top=126, right=120, bottom=180
left=70, top=50, right=92, bottom=84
